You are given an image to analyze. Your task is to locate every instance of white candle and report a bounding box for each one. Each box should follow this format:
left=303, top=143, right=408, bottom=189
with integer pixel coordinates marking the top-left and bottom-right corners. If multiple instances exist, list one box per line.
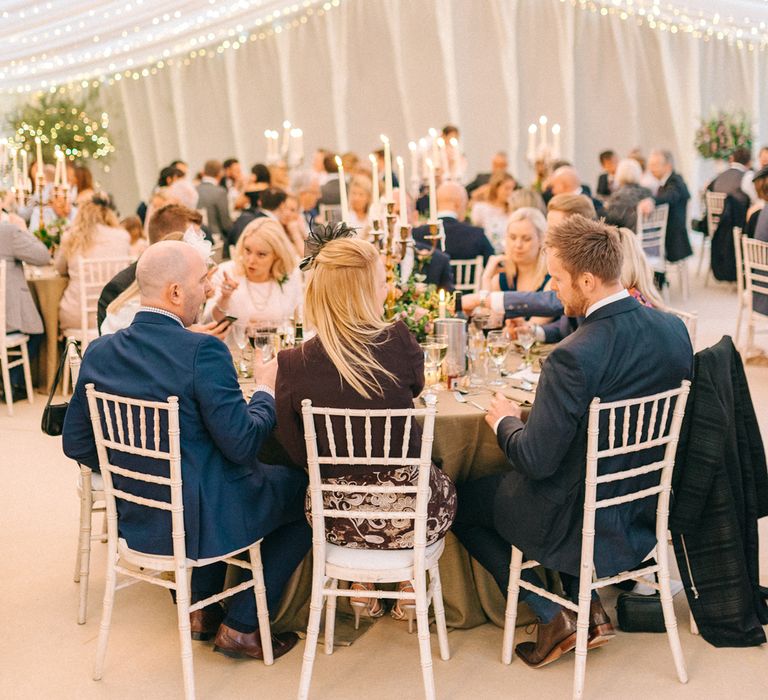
left=408, top=141, right=418, bottom=181
left=381, top=134, right=393, bottom=201
left=335, top=155, right=349, bottom=223
left=438, top=289, right=447, bottom=319
left=427, top=158, right=437, bottom=222
left=21, top=149, right=28, bottom=179
left=369, top=153, right=380, bottom=222
left=0, top=139, right=6, bottom=172
left=35, top=137, right=43, bottom=170
left=527, top=123, right=537, bottom=161
left=281, top=120, right=291, bottom=159
left=538, top=115, right=548, bottom=152
left=290, top=128, right=303, bottom=166
left=552, top=124, right=561, bottom=160
left=429, top=128, right=439, bottom=166
left=397, top=156, right=407, bottom=226
left=449, top=136, right=459, bottom=180
left=437, top=137, right=449, bottom=178
left=419, top=137, right=429, bottom=179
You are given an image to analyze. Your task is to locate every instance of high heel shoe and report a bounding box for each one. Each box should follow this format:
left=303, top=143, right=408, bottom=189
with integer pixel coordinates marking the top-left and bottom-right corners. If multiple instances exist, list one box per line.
left=350, top=582, right=384, bottom=630
left=390, top=581, right=416, bottom=633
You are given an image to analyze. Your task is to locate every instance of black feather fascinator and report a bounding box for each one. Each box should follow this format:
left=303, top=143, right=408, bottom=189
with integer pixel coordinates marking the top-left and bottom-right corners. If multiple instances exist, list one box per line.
left=299, top=220, right=358, bottom=270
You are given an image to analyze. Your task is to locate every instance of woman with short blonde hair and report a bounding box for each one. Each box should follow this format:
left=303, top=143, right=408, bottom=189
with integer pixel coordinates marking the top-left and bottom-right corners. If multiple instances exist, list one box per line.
left=276, top=234, right=456, bottom=628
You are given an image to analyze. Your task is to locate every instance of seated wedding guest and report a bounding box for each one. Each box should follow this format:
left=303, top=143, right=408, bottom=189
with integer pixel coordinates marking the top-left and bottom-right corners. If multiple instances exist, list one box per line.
left=413, top=181, right=494, bottom=263
left=347, top=175, right=373, bottom=231
left=269, top=160, right=291, bottom=191
left=617, top=227, right=665, bottom=309
left=0, top=221, right=51, bottom=400
left=453, top=216, right=692, bottom=668
left=508, top=188, right=546, bottom=216
left=341, top=151, right=360, bottom=173
left=197, top=159, right=233, bottom=241
left=547, top=165, right=604, bottom=216
left=310, top=148, right=329, bottom=186
left=546, top=193, right=597, bottom=229
left=275, top=233, right=457, bottom=627
left=758, top=146, right=768, bottom=170
left=136, top=165, right=184, bottom=224
left=604, top=158, right=652, bottom=231
left=319, top=153, right=342, bottom=206
left=63, top=240, right=309, bottom=659
left=471, top=172, right=517, bottom=253
left=142, top=187, right=178, bottom=239
left=709, top=147, right=756, bottom=209
left=120, top=215, right=148, bottom=258
left=278, top=194, right=309, bottom=257
left=74, top=164, right=95, bottom=205
left=595, top=150, right=618, bottom=200
left=480, top=208, right=552, bottom=312
left=206, top=218, right=301, bottom=336
left=97, top=204, right=204, bottom=329
left=28, top=186, right=77, bottom=233
left=466, top=151, right=509, bottom=196
left=55, top=197, right=131, bottom=330
left=229, top=187, right=287, bottom=249
left=292, top=171, right=322, bottom=224
left=747, top=166, right=768, bottom=240
left=167, top=178, right=200, bottom=212
left=169, top=159, right=189, bottom=177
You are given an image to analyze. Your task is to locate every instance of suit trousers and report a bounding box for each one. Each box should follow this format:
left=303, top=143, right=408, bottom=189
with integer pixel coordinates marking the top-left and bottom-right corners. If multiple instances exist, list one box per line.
left=191, top=463, right=311, bottom=632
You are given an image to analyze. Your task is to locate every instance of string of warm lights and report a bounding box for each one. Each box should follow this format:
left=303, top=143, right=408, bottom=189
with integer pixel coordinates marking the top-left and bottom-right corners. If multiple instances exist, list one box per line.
left=0, top=0, right=344, bottom=95
left=570, top=0, right=768, bottom=51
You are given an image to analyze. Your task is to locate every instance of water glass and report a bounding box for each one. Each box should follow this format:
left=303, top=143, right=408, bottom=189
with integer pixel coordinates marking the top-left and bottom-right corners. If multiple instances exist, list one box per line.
left=467, top=333, right=487, bottom=387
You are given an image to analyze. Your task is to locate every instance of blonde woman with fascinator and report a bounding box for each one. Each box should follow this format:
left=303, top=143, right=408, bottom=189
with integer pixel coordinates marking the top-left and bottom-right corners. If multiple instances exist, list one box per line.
left=55, top=196, right=131, bottom=330
left=275, top=231, right=457, bottom=628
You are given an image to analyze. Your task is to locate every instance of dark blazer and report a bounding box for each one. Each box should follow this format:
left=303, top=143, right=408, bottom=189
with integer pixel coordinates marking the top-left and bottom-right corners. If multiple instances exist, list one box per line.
left=654, top=171, right=693, bottom=262
left=671, top=337, right=768, bottom=647
left=97, top=262, right=137, bottom=332
left=227, top=208, right=267, bottom=249
left=196, top=181, right=233, bottom=238
left=493, top=296, right=692, bottom=576
left=466, top=172, right=491, bottom=196
left=501, top=290, right=563, bottom=319
left=62, top=311, right=307, bottom=560
left=710, top=195, right=749, bottom=282
left=413, top=216, right=494, bottom=265
left=414, top=242, right=454, bottom=291
left=596, top=172, right=612, bottom=199
left=320, top=176, right=341, bottom=206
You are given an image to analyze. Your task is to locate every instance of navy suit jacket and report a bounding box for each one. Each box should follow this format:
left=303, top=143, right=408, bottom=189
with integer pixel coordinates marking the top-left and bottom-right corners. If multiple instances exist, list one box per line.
left=413, top=216, right=494, bottom=265
left=493, top=296, right=693, bottom=576
left=62, top=312, right=305, bottom=560
left=414, top=242, right=454, bottom=291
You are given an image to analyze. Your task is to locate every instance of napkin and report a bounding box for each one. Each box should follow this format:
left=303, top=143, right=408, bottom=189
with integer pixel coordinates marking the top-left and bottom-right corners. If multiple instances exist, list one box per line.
left=508, top=367, right=540, bottom=385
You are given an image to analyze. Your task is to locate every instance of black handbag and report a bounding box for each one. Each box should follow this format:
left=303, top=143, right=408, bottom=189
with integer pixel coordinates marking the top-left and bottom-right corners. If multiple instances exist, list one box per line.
left=41, top=340, right=81, bottom=437
left=615, top=592, right=666, bottom=633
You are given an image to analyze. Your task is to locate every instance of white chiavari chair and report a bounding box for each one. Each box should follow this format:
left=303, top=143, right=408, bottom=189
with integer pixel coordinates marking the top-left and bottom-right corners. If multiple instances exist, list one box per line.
left=733, top=227, right=748, bottom=348
left=318, top=204, right=342, bottom=225
left=502, top=381, right=691, bottom=700
left=668, top=309, right=698, bottom=348
left=450, top=255, right=484, bottom=293
left=700, top=191, right=726, bottom=284
left=297, top=399, right=450, bottom=700
left=0, top=259, right=35, bottom=414
left=85, top=384, right=274, bottom=700
left=636, top=204, right=673, bottom=300
left=741, top=237, right=768, bottom=355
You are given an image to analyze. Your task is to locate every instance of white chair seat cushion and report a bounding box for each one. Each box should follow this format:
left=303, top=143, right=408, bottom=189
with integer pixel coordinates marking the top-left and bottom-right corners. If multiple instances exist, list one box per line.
left=325, top=539, right=444, bottom=570
left=4, top=332, right=29, bottom=346
left=77, top=469, right=104, bottom=493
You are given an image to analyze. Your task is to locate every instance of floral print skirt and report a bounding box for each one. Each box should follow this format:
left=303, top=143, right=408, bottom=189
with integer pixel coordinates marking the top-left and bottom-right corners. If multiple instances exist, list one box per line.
left=305, top=464, right=457, bottom=549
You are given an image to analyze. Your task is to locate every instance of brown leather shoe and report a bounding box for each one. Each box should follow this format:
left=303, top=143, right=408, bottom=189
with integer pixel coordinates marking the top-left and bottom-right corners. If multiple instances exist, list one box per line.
left=588, top=600, right=615, bottom=649
left=515, top=608, right=578, bottom=668
left=212, top=623, right=299, bottom=660
left=190, top=605, right=225, bottom=641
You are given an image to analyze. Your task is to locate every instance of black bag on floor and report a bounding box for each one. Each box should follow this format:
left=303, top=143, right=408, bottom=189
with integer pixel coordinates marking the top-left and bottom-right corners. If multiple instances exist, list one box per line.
left=615, top=592, right=666, bottom=633
left=41, top=340, right=81, bottom=437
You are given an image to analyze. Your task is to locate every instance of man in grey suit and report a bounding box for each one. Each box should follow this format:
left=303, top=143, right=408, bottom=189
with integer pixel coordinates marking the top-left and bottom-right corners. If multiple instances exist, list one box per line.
left=0, top=222, right=51, bottom=398
left=196, top=160, right=232, bottom=240
left=319, top=153, right=341, bottom=206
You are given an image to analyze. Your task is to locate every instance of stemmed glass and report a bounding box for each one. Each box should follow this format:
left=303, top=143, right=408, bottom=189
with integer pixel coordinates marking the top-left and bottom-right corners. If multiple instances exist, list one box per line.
left=230, top=324, right=251, bottom=378
left=516, top=326, right=536, bottom=369
left=486, top=330, right=510, bottom=387
left=248, top=329, right=278, bottom=364
left=420, top=332, right=448, bottom=401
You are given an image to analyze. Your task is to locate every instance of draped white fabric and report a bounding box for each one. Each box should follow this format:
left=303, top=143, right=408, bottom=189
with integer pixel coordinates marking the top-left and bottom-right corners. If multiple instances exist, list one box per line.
left=75, top=0, right=768, bottom=212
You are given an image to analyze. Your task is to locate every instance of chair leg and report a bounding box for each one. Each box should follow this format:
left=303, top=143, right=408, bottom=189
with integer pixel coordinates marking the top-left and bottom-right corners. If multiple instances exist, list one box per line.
left=324, top=579, right=338, bottom=656
left=502, top=547, right=523, bottom=664
left=414, top=572, right=437, bottom=700
left=657, top=541, right=689, bottom=684
left=175, top=566, right=196, bottom=700
left=572, top=581, right=592, bottom=700
left=248, top=544, right=273, bottom=665
left=1, top=348, right=14, bottom=415
left=734, top=299, right=744, bottom=349
left=696, top=236, right=707, bottom=276
left=429, top=565, right=450, bottom=661
left=690, top=611, right=699, bottom=635
left=20, top=341, right=34, bottom=404
left=93, top=543, right=119, bottom=681
left=76, top=476, right=94, bottom=624
left=298, top=573, right=327, bottom=700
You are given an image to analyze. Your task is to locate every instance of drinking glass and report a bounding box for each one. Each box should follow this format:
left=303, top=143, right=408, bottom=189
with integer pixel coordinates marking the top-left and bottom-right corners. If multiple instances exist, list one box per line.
left=420, top=332, right=448, bottom=401
left=467, top=332, right=487, bottom=387
left=516, top=326, right=536, bottom=369
left=486, top=330, right=510, bottom=387
left=230, top=323, right=251, bottom=377
left=248, top=329, right=278, bottom=364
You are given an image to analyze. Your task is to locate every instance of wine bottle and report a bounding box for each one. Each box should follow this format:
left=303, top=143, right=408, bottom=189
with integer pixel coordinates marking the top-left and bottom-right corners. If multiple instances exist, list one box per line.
left=454, top=290, right=467, bottom=320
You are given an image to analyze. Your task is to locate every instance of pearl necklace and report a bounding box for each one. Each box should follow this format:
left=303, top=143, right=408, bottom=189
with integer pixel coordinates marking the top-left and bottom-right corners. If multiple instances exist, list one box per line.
left=245, top=278, right=276, bottom=311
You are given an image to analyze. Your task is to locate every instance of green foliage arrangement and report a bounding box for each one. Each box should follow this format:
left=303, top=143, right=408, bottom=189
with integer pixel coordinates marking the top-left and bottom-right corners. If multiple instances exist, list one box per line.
left=694, top=111, right=753, bottom=160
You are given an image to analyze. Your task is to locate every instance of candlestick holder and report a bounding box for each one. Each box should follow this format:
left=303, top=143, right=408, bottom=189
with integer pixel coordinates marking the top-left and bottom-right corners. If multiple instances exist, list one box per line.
left=424, top=221, right=440, bottom=252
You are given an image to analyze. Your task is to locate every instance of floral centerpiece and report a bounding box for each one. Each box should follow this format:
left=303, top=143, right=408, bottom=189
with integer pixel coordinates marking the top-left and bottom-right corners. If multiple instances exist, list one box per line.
left=391, top=275, right=455, bottom=342
left=35, top=216, right=68, bottom=250
left=694, top=111, right=753, bottom=160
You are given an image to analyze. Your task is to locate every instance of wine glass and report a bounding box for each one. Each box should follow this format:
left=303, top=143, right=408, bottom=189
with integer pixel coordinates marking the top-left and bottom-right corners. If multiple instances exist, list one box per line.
left=230, top=324, right=251, bottom=377
left=248, top=329, right=278, bottom=364
left=420, top=332, right=448, bottom=401
left=486, top=330, right=510, bottom=387
left=516, top=326, right=536, bottom=369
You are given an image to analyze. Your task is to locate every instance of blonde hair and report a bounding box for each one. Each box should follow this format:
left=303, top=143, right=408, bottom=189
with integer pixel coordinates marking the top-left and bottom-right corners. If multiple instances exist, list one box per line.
left=617, top=227, right=665, bottom=309
left=504, top=207, right=549, bottom=290
left=235, top=218, right=297, bottom=281
left=509, top=188, right=546, bottom=215
left=615, top=158, right=643, bottom=187
left=61, top=200, right=120, bottom=256
left=304, top=238, right=394, bottom=399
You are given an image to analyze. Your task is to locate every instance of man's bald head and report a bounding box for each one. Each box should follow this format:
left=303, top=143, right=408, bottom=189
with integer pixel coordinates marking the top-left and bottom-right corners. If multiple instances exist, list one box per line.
left=136, top=241, right=209, bottom=326
left=436, top=181, right=469, bottom=218
left=550, top=166, right=582, bottom=196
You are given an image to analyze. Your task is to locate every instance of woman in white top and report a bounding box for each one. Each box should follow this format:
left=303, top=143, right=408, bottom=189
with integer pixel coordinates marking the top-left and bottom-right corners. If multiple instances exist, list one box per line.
left=470, top=172, right=516, bottom=253
left=206, top=217, right=301, bottom=346
left=55, top=197, right=131, bottom=329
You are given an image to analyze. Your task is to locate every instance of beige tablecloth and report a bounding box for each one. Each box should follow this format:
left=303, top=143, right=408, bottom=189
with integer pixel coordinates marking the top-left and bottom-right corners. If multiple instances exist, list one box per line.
left=26, top=266, right=68, bottom=393
left=266, top=376, right=540, bottom=634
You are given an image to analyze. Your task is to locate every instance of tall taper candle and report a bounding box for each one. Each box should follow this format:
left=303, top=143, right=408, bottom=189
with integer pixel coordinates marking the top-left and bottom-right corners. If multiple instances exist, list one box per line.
left=381, top=134, right=393, bottom=201
left=552, top=124, right=561, bottom=160
left=35, top=137, right=43, bottom=169
left=427, top=158, right=437, bottom=222
left=397, top=156, right=407, bottom=226
left=408, top=141, right=418, bottom=181
left=281, top=121, right=291, bottom=159
left=527, top=124, right=537, bottom=161
left=437, top=137, right=449, bottom=177
left=538, top=115, right=548, bottom=152
left=369, top=153, right=380, bottom=222
left=335, top=155, right=349, bottom=223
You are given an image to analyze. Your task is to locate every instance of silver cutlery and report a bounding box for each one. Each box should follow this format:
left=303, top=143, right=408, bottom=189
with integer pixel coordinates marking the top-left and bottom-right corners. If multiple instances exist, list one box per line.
left=453, top=391, right=486, bottom=412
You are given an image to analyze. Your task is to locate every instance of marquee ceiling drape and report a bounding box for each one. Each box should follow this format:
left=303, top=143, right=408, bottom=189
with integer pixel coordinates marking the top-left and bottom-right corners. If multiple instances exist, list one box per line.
left=3, top=0, right=768, bottom=211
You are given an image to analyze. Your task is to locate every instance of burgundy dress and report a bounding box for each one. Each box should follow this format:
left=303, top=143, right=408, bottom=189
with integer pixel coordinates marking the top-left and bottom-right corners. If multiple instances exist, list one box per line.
left=276, top=320, right=457, bottom=549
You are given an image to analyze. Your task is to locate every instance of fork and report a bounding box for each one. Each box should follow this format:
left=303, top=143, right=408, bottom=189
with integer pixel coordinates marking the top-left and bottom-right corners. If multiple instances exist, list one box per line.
left=453, top=391, right=487, bottom=412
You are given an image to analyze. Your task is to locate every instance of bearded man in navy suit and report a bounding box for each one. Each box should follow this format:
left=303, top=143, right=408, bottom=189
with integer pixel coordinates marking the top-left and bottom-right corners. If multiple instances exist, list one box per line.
left=63, top=241, right=310, bottom=661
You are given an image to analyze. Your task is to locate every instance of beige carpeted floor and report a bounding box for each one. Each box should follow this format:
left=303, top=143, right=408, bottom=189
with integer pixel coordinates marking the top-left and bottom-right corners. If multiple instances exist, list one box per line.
left=2, top=238, right=768, bottom=699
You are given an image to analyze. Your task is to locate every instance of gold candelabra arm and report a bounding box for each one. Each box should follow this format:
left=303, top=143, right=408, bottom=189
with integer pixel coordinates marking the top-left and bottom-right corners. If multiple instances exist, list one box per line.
left=424, top=221, right=440, bottom=252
